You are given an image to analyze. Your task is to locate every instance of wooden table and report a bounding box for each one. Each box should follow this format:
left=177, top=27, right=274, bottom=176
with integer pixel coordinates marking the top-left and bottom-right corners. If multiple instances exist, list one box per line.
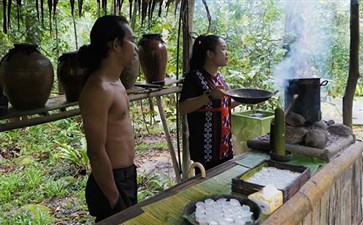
left=97, top=142, right=363, bottom=225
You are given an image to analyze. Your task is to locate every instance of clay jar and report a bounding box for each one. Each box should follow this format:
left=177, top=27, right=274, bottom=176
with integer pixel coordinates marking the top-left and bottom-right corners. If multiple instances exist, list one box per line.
left=57, top=51, right=88, bottom=102
left=120, top=51, right=140, bottom=89
left=0, top=44, right=54, bottom=110
left=138, top=34, right=167, bottom=85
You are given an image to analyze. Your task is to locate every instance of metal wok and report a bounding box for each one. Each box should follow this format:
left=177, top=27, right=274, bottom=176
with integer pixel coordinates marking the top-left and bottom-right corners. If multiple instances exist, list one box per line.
left=226, top=88, right=275, bottom=104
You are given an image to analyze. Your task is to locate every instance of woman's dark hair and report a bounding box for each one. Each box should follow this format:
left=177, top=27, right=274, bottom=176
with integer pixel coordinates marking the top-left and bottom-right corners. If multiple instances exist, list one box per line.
left=78, top=15, right=129, bottom=73
left=189, top=34, right=220, bottom=71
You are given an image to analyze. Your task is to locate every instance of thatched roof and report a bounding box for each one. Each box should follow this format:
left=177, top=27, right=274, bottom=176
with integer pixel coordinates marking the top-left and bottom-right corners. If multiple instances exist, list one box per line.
left=1, top=0, right=181, bottom=33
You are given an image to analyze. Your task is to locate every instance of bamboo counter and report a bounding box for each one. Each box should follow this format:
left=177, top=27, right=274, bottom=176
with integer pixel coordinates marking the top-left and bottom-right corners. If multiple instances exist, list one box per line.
left=96, top=142, right=363, bottom=225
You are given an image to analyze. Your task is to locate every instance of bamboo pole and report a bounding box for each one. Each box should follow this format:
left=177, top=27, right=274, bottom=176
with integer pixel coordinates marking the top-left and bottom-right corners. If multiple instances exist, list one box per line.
left=155, top=96, right=182, bottom=183
left=0, top=108, right=80, bottom=132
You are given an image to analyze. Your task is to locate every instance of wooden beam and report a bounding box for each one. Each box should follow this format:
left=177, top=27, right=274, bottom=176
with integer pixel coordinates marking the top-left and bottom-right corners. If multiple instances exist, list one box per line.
left=129, top=86, right=181, bottom=101
left=0, top=108, right=80, bottom=132
left=0, top=96, right=78, bottom=120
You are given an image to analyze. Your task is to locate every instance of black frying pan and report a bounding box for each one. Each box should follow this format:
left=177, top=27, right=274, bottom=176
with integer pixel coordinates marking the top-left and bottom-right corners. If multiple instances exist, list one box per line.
left=226, top=88, right=275, bottom=104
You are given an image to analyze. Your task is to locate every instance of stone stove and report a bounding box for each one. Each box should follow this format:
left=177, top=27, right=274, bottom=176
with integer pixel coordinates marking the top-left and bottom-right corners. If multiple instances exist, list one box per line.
left=247, top=112, right=355, bottom=162
left=247, top=77, right=354, bottom=162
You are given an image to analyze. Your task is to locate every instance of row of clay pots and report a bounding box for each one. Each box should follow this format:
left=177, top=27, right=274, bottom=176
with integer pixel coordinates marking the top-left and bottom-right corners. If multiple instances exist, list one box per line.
left=0, top=34, right=167, bottom=111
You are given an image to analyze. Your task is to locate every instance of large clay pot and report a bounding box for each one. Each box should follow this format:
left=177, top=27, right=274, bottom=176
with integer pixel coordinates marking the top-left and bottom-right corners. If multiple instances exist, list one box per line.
left=0, top=44, right=54, bottom=110
left=138, top=34, right=167, bottom=85
left=57, top=51, right=88, bottom=102
left=120, top=51, right=140, bottom=89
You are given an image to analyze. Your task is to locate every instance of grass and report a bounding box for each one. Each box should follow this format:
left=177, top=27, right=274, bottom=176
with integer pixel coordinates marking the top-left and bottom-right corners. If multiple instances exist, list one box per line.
left=136, top=142, right=168, bottom=152
left=0, top=158, right=90, bottom=224
left=0, top=117, right=175, bottom=225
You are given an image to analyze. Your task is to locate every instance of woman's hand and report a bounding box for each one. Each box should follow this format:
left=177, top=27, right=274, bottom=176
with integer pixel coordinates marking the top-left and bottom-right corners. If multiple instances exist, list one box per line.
left=179, top=85, right=226, bottom=114
left=210, top=85, right=226, bottom=99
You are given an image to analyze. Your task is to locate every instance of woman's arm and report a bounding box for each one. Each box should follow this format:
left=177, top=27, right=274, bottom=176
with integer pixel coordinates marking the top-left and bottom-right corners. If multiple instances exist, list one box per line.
left=179, top=92, right=211, bottom=114
left=179, top=85, right=226, bottom=114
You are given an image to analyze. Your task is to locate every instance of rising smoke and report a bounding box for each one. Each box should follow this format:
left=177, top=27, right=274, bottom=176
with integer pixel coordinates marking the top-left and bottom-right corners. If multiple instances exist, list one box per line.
left=273, top=0, right=348, bottom=92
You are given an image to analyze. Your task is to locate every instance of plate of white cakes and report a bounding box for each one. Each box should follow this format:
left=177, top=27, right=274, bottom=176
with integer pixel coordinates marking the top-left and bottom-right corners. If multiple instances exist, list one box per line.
left=183, top=195, right=261, bottom=225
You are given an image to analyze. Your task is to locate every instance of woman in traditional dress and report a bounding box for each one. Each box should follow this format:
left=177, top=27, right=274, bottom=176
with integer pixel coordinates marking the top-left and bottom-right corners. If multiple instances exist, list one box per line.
left=179, top=34, right=240, bottom=171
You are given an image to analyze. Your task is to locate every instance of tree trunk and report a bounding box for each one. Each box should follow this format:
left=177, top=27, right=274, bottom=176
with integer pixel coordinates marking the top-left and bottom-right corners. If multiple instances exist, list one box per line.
left=343, top=0, right=360, bottom=128
left=181, top=0, right=194, bottom=181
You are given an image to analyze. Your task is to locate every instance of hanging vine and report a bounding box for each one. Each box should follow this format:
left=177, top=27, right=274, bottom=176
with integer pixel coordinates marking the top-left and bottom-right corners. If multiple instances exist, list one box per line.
left=8, top=0, right=11, bottom=30
left=1, top=0, right=180, bottom=33
left=40, top=0, right=44, bottom=26
left=2, top=0, right=7, bottom=33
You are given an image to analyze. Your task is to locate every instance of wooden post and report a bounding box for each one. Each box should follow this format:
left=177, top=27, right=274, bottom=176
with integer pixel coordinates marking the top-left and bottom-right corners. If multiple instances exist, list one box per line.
left=343, top=0, right=360, bottom=128
left=181, top=0, right=195, bottom=181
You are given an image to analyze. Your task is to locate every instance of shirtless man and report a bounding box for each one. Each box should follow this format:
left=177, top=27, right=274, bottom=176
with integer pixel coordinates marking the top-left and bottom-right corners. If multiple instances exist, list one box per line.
left=77, top=15, right=137, bottom=222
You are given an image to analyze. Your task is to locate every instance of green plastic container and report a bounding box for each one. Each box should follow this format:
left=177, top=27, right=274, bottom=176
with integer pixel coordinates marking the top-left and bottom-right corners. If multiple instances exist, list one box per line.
left=232, top=110, right=274, bottom=154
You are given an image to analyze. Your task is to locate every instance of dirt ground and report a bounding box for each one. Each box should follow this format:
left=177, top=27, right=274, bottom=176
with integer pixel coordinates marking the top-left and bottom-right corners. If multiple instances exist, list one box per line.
left=134, top=136, right=177, bottom=181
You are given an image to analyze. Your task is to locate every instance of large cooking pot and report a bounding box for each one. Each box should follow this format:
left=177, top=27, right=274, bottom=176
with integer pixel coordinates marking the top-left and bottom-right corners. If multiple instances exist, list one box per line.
left=284, top=77, right=328, bottom=124
left=226, top=88, right=275, bottom=104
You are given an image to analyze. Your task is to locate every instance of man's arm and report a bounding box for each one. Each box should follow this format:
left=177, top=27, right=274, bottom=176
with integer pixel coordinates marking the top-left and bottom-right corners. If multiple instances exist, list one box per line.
left=79, top=84, right=119, bottom=208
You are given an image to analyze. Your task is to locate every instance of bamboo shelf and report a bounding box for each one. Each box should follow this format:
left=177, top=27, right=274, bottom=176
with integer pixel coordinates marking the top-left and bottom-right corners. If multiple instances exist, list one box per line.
left=0, top=80, right=182, bottom=132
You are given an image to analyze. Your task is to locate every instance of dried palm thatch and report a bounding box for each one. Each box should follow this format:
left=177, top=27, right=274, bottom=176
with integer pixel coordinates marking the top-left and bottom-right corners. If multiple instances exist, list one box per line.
left=1, top=0, right=182, bottom=33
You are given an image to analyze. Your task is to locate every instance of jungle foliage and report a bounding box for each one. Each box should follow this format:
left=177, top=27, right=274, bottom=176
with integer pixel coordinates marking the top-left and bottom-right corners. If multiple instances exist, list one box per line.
left=0, top=0, right=360, bottom=100
left=0, top=0, right=362, bottom=224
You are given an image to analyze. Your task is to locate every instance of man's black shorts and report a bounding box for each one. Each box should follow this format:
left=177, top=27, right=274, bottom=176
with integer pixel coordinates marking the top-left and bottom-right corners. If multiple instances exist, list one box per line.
left=85, top=164, right=138, bottom=222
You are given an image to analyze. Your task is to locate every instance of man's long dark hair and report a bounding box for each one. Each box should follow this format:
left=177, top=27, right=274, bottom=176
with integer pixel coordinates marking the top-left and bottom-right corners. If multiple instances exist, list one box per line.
left=78, top=15, right=129, bottom=74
